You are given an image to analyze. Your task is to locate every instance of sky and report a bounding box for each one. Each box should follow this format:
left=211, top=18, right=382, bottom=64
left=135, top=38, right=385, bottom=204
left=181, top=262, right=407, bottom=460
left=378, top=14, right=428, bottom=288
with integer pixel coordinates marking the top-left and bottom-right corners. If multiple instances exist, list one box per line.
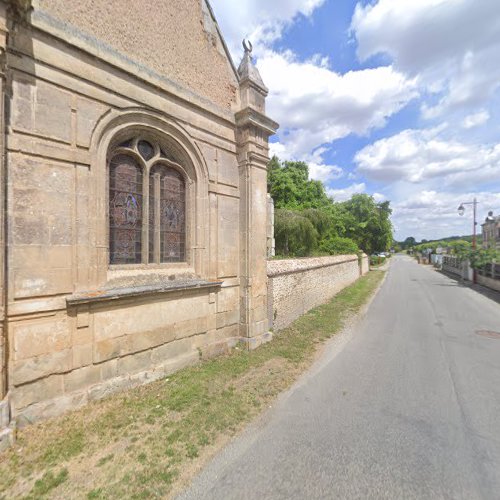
left=209, top=0, right=500, bottom=242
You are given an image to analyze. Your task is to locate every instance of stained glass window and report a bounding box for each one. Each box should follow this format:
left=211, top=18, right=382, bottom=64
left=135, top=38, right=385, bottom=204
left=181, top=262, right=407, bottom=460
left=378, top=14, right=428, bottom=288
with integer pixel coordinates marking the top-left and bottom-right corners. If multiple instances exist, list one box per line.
left=109, top=138, right=187, bottom=266
left=149, top=165, right=186, bottom=263
left=109, top=155, right=143, bottom=264
left=138, top=140, right=155, bottom=161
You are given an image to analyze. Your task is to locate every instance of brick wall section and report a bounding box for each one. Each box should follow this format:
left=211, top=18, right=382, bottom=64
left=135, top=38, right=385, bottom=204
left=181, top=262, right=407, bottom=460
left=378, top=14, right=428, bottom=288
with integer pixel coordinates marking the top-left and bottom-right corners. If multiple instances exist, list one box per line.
left=267, top=255, right=366, bottom=332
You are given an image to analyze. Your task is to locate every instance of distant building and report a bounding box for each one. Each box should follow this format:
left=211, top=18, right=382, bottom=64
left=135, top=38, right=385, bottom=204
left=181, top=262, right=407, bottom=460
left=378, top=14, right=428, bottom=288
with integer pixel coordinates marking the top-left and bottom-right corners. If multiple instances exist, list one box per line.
left=482, top=211, right=500, bottom=249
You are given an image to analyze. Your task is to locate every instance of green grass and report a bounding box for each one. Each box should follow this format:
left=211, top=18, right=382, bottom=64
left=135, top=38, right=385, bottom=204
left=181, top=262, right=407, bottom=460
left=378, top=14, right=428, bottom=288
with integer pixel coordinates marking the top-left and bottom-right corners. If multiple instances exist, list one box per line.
left=0, top=271, right=384, bottom=500
left=22, top=468, right=68, bottom=500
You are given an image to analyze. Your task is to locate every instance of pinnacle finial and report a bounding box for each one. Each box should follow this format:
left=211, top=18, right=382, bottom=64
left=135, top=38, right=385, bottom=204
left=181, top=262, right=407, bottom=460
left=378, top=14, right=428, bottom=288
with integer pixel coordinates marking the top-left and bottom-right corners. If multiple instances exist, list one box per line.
left=238, top=38, right=267, bottom=92
left=242, top=39, right=253, bottom=54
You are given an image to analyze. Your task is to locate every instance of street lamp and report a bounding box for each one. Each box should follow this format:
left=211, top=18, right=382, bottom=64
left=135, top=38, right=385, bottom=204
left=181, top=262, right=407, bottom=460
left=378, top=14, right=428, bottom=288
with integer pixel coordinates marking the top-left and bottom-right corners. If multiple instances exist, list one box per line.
left=457, top=197, right=478, bottom=283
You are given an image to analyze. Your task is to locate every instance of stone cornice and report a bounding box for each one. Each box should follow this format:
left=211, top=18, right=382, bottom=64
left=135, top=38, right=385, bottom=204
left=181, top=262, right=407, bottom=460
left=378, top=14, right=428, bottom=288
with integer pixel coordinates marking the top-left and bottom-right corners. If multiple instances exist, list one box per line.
left=66, top=279, right=223, bottom=306
left=235, top=108, right=279, bottom=136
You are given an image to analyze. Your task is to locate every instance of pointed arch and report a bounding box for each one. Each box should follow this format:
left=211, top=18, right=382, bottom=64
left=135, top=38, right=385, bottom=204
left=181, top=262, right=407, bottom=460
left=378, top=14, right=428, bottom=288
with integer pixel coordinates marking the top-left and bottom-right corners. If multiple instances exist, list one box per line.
left=89, top=108, right=209, bottom=281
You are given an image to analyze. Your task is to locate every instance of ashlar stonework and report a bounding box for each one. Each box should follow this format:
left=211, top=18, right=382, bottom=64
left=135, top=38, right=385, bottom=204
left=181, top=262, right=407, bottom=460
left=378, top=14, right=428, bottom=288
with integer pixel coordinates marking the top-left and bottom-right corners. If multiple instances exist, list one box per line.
left=0, top=0, right=278, bottom=445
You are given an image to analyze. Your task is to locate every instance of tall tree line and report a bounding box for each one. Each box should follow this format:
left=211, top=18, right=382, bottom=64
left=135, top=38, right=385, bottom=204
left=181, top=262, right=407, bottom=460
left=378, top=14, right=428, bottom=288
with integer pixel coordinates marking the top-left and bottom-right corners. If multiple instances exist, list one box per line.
left=268, top=157, right=393, bottom=257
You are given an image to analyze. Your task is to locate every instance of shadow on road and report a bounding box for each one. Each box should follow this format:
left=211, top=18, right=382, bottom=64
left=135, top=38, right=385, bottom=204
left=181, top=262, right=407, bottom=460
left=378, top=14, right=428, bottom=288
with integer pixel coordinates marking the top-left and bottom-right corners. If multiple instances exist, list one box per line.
left=438, top=270, right=500, bottom=306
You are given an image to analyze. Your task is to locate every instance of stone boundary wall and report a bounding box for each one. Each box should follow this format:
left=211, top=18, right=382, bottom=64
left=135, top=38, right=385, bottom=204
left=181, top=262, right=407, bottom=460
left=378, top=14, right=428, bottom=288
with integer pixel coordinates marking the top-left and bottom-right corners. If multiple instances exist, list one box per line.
left=477, top=274, right=500, bottom=292
left=361, top=254, right=369, bottom=275
left=442, top=256, right=500, bottom=292
left=267, top=255, right=368, bottom=332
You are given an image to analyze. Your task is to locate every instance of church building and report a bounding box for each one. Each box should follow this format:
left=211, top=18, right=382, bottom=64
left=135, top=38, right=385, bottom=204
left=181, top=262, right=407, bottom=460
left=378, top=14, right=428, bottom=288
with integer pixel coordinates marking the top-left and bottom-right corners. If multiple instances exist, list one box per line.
left=0, top=0, right=278, bottom=439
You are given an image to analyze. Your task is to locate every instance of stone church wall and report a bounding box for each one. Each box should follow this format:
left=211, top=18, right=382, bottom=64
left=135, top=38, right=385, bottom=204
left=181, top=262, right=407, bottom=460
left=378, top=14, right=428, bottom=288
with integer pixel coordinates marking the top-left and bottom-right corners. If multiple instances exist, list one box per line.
left=35, top=0, right=239, bottom=110
left=267, top=255, right=368, bottom=332
left=3, top=2, right=248, bottom=423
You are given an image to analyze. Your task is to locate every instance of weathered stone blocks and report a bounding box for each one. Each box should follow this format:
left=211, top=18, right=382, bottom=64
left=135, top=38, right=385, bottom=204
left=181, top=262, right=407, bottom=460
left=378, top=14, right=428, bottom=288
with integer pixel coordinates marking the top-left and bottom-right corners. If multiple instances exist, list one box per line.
left=217, top=196, right=240, bottom=278
left=13, top=317, right=70, bottom=360
left=12, top=349, right=72, bottom=385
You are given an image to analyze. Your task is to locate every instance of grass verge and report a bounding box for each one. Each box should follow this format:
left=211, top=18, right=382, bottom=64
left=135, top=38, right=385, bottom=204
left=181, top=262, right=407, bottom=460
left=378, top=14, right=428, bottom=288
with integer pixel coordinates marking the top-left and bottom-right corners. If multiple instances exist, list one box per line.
left=0, top=270, right=384, bottom=500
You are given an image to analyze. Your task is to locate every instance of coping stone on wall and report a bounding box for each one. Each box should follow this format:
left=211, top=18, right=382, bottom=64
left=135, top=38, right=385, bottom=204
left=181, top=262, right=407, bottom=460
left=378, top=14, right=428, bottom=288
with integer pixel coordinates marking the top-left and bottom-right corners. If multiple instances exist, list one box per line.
left=267, top=255, right=358, bottom=277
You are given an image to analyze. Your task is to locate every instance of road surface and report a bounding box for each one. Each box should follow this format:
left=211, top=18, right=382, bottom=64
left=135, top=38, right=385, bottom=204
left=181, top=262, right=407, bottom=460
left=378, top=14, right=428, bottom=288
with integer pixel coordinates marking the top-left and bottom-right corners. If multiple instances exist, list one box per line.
left=178, top=255, right=500, bottom=500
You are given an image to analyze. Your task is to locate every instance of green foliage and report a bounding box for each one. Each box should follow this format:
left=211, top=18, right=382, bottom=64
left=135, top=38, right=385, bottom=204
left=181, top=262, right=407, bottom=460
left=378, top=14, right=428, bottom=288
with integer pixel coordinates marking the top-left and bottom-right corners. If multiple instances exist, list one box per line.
left=469, top=248, right=500, bottom=269
left=26, top=468, right=68, bottom=499
left=401, top=236, right=416, bottom=249
left=448, top=240, right=472, bottom=258
left=340, top=195, right=393, bottom=255
left=413, top=239, right=471, bottom=257
left=370, top=255, right=386, bottom=267
left=274, top=209, right=318, bottom=256
left=268, top=158, right=393, bottom=256
left=267, top=157, right=331, bottom=210
left=397, top=234, right=482, bottom=250
left=302, top=208, right=332, bottom=238
left=413, top=236, right=499, bottom=270
left=319, top=236, right=359, bottom=255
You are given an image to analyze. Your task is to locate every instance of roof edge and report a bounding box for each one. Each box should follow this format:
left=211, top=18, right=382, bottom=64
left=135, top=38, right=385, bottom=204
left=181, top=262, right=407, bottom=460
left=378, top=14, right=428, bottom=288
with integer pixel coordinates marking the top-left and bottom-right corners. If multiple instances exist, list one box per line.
left=203, top=0, right=240, bottom=82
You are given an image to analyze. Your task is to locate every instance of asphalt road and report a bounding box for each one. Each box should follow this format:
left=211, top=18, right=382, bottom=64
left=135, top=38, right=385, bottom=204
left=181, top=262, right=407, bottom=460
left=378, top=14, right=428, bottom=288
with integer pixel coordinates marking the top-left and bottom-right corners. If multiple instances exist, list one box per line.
left=178, top=256, right=500, bottom=500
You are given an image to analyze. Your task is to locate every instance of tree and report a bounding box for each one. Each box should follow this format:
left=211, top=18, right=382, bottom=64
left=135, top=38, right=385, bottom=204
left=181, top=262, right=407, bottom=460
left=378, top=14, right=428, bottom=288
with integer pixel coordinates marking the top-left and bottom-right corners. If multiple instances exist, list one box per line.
left=402, top=236, right=417, bottom=249
left=274, top=209, right=318, bottom=256
left=341, top=194, right=393, bottom=255
left=267, top=157, right=331, bottom=210
left=267, top=157, right=393, bottom=257
left=319, top=236, right=359, bottom=255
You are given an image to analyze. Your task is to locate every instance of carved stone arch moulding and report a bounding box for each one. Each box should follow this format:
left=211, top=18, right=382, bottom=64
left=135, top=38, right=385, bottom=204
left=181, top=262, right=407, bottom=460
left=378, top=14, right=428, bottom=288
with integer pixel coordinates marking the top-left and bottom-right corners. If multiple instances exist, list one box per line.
left=89, top=108, right=210, bottom=283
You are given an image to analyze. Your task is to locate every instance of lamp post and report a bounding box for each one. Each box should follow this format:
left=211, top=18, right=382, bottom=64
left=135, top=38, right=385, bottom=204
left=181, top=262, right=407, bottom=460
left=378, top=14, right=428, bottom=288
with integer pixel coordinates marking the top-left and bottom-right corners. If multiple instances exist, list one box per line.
left=458, top=197, right=477, bottom=284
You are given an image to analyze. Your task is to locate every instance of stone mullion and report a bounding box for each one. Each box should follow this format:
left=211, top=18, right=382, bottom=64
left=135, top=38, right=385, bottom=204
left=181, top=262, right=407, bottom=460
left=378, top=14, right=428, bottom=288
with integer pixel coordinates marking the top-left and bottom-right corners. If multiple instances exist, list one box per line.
left=154, top=173, right=161, bottom=263
left=142, top=168, right=149, bottom=264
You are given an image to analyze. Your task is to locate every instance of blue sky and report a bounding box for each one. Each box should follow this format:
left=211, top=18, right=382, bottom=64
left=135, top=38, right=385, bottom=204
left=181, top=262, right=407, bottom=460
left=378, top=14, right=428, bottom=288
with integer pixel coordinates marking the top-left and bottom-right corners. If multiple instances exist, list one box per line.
left=210, top=0, right=500, bottom=241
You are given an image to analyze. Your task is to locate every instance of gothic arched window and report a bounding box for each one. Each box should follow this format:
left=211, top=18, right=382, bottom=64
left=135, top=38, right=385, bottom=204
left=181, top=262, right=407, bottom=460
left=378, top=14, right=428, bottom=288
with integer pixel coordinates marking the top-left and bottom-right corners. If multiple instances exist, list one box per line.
left=109, top=138, right=186, bottom=265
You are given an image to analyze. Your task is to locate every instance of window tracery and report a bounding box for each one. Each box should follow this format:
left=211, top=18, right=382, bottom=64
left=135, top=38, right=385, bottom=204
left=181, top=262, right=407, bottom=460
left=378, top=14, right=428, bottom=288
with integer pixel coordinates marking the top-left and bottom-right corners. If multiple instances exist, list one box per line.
left=109, top=137, right=186, bottom=265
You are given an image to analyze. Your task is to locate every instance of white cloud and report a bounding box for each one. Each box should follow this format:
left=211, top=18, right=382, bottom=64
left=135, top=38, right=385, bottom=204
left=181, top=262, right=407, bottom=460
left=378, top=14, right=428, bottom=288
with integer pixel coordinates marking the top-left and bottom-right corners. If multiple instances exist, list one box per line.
left=308, top=163, right=343, bottom=183
left=356, top=125, right=500, bottom=240
left=327, top=182, right=366, bottom=202
left=259, top=50, right=418, bottom=158
left=351, top=0, right=500, bottom=116
left=211, top=0, right=500, bottom=242
left=209, top=0, right=326, bottom=57
left=269, top=142, right=343, bottom=183
left=355, top=128, right=500, bottom=188
left=462, top=110, right=490, bottom=129
left=372, top=192, right=387, bottom=203
left=392, top=190, right=500, bottom=241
